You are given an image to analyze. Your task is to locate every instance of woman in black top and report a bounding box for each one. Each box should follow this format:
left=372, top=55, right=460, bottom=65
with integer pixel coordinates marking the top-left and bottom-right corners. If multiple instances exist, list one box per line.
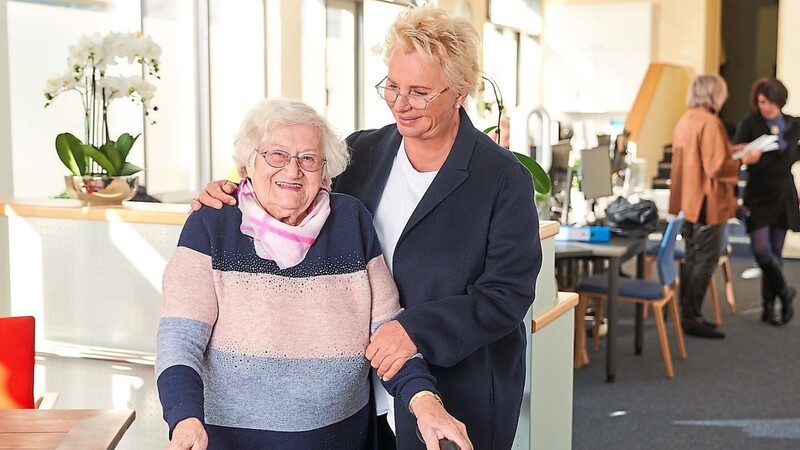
left=733, top=77, right=799, bottom=325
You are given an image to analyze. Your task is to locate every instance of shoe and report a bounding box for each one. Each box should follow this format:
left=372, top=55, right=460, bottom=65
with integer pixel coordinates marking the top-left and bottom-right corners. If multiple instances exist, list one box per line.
left=761, top=299, right=782, bottom=326
left=701, top=320, right=718, bottom=329
left=683, top=322, right=725, bottom=339
left=779, top=286, right=795, bottom=324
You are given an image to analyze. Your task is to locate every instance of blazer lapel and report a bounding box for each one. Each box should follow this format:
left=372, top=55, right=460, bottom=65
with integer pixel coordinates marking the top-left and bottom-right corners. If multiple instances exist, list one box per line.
left=359, top=129, right=403, bottom=214
left=400, top=108, right=476, bottom=240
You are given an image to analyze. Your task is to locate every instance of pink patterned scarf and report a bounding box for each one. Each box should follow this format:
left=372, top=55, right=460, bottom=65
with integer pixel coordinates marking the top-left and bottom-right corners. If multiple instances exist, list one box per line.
left=238, top=178, right=331, bottom=269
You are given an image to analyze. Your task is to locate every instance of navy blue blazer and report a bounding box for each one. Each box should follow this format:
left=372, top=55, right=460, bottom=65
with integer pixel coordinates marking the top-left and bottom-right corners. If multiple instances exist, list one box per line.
left=334, top=108, right=542, bottom=450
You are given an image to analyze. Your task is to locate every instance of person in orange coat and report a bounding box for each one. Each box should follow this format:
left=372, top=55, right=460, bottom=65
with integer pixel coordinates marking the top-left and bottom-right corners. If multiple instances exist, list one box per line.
left=669, top=74, right=762, bottom=339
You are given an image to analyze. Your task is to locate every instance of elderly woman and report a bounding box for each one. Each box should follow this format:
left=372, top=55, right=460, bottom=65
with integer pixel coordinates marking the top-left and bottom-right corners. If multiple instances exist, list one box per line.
left=669, top=74, right=762, bottom=339
left=195, top=5, right=541, bottom=450
left=733, top=77, right=798, bottom=325
left=156, top=97, right=471, bottom=450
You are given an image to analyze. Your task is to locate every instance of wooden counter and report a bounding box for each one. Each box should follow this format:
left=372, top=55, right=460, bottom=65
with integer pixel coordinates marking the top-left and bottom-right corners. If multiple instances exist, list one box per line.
left=0, top=199, right=190, bottom=225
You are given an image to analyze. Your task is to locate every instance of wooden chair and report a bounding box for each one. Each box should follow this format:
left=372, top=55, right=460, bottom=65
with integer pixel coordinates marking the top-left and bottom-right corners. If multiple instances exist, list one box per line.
left=644, top=224, right=736, bottom=325
left=576, top=214, right=687, bottom=378
left=0, top=316, right=58, bottom=409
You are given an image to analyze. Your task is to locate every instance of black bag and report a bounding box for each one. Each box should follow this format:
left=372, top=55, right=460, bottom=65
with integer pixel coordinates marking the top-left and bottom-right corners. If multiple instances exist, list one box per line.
left=603, top=196, right=659, bottom=238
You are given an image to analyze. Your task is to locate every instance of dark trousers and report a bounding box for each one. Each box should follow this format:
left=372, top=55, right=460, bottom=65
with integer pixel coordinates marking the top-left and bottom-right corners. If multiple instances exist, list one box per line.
left=376, top=414, right=397, bottom=450
left=679, top=219, right=725, bottom=325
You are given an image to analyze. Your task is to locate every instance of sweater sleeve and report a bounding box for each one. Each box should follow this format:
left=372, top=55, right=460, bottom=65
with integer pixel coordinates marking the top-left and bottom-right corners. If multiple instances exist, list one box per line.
left=156, top=212, right=219, bottom=435
left=702, top=120, right=740, bottom=183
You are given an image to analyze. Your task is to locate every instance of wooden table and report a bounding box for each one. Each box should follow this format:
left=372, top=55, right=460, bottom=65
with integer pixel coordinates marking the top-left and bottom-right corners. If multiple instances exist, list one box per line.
left=0, top=409, right=135, bottom=449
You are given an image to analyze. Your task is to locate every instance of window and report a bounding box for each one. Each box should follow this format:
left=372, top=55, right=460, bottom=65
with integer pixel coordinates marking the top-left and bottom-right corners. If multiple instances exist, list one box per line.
left=6, top=0, right=264, bottom=200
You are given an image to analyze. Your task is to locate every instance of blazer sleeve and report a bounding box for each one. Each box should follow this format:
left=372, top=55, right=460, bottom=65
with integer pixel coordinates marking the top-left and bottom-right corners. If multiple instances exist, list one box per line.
left=701, top=120, right=740, bottom=184
left=397, top=161, right=542, bottom=367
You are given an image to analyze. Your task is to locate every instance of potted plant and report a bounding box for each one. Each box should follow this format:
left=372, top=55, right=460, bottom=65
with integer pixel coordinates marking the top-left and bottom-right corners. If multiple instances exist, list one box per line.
left=44, top=31, right=161, bottom=204
left=483, top=125, right=551, bottom=203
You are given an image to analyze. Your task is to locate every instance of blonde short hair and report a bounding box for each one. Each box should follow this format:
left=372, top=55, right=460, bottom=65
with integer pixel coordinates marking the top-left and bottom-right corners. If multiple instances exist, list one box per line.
left=232, top=98, right=349, bottom=187
left=686, top=74, right=728, bottom=110
left=384, top=5, right=481, bottom=97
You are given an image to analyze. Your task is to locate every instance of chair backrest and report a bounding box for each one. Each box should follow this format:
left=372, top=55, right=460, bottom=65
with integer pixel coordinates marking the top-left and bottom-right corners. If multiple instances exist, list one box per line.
left=656, top=213, right=684, bottom=288
left=0, top=316, right=35, bottom=409
left=719, top=222, right=731, bottom=257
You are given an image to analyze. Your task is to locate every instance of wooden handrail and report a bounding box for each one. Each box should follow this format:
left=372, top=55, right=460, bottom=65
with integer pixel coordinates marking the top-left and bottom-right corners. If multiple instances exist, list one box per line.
left=532, top=291, right=578, bottom=333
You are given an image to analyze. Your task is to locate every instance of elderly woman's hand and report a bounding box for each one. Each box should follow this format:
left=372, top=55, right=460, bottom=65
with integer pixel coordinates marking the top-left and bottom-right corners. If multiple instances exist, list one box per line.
left=366, top=320, right=417, bottom=381
left=191, top=180, right=238, bottom=211
left=413, top=395, right=473, bottom=450
left=166, top=418, right=208, bottom=450
left=740, top=146, right=764, bottom=165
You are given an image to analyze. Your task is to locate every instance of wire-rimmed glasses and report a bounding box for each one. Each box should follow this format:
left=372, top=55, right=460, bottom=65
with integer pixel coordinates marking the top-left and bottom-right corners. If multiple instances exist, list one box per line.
left=374, top=76, right=449, bottom=110
left=259, top=150, right=326, bottom=172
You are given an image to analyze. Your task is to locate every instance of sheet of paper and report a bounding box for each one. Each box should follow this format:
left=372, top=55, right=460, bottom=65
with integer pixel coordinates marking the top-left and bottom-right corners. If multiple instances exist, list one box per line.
left=732, top=134, right=779, bottom=159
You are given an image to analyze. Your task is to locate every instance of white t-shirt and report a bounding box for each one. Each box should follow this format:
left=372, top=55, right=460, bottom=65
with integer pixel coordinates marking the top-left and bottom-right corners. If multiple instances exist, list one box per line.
left=371, top=139, right=438, bottom=430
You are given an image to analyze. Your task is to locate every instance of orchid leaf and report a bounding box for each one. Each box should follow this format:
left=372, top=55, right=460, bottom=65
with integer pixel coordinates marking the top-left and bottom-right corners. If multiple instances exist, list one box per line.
left=82, top=145, right=118, bottom=176
left=118, top=162, right=143, bottom=176
left=114, top=133, right=139, bottom=162
left=55, top=133, right=86, bottom=176
left=513, top=151, right=551, bottom=203
left=101, top=141, right=122, bottom=174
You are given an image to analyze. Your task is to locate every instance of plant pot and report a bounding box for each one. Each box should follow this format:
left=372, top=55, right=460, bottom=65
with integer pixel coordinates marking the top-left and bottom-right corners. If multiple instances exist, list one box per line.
left=64, top=175, right=139, bottom=206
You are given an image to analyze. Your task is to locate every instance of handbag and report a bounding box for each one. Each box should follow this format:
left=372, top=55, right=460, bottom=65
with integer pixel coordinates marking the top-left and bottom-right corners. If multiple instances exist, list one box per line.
left=603, top=196, right=659, bottom=238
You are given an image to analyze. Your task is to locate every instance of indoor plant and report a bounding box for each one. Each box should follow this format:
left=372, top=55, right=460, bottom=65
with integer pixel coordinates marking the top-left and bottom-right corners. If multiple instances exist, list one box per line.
left=44, top=31, right=160, bottom=203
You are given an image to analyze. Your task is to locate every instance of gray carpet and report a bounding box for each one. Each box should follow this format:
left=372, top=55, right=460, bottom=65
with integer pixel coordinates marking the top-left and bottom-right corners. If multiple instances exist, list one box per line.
left=572, top=255, right=800, bottom=450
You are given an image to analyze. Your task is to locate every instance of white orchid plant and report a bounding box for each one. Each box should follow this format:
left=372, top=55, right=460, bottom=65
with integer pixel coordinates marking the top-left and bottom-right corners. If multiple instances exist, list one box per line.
left=44, top=31, right=161, bottom=177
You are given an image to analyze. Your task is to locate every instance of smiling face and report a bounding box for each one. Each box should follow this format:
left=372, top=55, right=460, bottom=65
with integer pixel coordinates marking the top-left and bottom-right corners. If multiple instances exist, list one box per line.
left=251, top=124, right=324, bottom=225
left=757, top=94, right=781, bottom=120
left=384, top=50, right=463, bottom=143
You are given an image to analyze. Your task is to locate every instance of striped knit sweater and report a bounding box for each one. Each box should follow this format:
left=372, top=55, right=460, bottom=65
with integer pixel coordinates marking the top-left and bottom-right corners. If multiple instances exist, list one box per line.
left=156, top=193, right=435, bottom=449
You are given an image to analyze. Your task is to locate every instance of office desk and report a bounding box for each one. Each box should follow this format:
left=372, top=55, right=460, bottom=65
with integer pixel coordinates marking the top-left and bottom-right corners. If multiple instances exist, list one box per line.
left=0, top=409, right=135, bottom=449
left=555, top=236, right=647, bottom=382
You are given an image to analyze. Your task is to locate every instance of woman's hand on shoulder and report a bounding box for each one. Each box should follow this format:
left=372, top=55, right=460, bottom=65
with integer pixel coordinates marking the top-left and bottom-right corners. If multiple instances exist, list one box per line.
left=413, top=396, right=473, bottom=450
left=165, top=418, right=208, bottom=450
left=190, top=180, right=239, bottom=211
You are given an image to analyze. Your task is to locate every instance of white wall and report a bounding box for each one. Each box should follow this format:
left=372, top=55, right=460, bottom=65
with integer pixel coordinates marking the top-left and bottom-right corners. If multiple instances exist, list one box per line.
left=1, top=0, right=12, bottom=316
left=777, top=0, right=800, bottom=116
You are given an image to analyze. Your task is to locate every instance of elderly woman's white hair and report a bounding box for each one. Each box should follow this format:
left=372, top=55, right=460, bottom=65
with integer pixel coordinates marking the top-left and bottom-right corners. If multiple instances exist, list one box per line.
left=232, top=98, right=350, bottom=187
left=384, top=5, right=481, bottom=97
left=686, top=73, right=728, bottom=111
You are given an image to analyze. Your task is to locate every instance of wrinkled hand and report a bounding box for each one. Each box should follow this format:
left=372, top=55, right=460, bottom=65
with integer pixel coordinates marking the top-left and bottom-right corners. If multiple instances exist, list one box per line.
left=190, top=180, right=238, bottom=211
left=414, top=396, right=472, bottom=450
left=366, top=320, right=417, bottom=381
left=166, top=418, right=208, bottom=450
left=740, top=147, right=763, bottom=165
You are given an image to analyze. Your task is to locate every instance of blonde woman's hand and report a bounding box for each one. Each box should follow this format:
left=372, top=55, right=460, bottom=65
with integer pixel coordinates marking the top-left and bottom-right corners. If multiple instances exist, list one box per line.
left=366, top=320, right=417, bottom=381
left=165, top=418, right=208, bottom=450
left=413, top=396, right=472, bottom=450
left=191, top=180, right=238, bottom=211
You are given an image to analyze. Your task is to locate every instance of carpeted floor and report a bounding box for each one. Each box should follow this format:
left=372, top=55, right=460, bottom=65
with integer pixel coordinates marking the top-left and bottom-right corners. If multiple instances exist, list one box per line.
left=572, top=255, right=800, bottom=450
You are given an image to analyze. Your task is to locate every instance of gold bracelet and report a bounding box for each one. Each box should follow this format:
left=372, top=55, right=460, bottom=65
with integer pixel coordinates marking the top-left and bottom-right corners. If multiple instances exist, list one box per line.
left=408, top=390, right=443, bottom=416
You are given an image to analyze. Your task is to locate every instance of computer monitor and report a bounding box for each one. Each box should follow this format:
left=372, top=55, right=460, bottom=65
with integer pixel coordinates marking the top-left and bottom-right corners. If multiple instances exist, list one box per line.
left=580, top=146, right=614, bottom=201
left=550, top=139, right=572, bottom=176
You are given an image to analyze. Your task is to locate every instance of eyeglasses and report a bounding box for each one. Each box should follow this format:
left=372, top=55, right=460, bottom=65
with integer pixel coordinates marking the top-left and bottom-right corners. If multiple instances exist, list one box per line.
left=259, top=150, right=326, bottom=172
left=374, top=76, right=449, bottom=110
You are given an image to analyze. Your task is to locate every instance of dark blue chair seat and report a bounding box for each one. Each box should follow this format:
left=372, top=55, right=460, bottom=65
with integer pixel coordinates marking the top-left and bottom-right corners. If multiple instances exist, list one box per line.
left=576, top=274, right=664, bottom=300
